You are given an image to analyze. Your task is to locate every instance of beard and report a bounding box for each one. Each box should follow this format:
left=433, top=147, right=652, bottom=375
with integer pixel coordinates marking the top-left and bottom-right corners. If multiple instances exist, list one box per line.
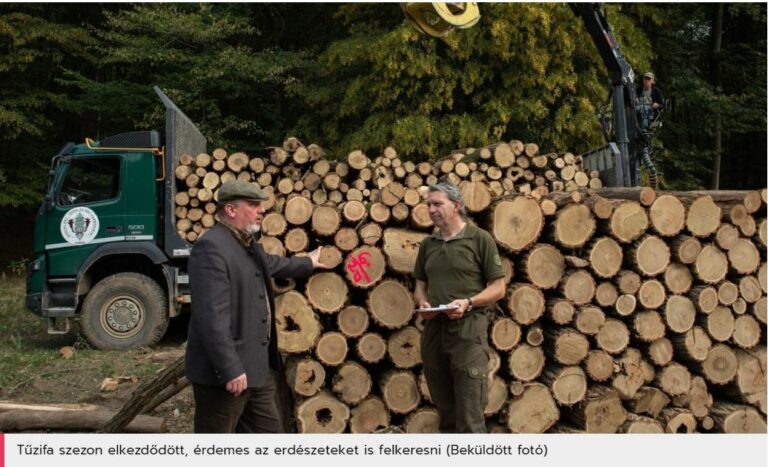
left=245, top=223, right=261, bottom=234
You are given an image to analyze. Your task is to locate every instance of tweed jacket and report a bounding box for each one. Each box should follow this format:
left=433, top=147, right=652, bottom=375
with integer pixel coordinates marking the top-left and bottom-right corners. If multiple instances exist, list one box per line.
left=185, top=223, right=313, bottom=388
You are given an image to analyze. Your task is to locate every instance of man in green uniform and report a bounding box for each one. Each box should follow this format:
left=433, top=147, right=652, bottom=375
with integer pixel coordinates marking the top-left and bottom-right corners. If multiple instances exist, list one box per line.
left=413, top=182, right=506, bottom=433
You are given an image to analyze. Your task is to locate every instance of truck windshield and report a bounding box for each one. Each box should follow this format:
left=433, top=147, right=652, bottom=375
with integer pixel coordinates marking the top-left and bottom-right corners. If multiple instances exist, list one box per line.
left=57, top=157, right=121, bottom=206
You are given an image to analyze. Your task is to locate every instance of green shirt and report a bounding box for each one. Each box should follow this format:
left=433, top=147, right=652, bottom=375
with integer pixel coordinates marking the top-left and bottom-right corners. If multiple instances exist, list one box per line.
left=413, top=222, right=505, bottom=309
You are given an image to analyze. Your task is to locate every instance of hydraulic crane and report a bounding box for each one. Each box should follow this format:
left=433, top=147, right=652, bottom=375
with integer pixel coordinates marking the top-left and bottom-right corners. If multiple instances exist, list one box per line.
left=403, top=2, right=655, bottom=187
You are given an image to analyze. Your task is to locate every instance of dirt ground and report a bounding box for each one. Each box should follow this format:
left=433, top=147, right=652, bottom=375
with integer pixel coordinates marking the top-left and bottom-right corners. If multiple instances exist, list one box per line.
left=0, top=275, right=195, bottom=433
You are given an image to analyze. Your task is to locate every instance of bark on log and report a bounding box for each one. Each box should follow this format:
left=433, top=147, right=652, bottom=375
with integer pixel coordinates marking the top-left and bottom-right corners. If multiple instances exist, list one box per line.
left=485, top=376, right=509, bottom=417
left=490, top=317, right=521, bottom=351
left=286, top=357, right=326, bottom=397
left=387, top=326, right=421, bottom=369
left=508, top=283, right=545, bottom=324
left=380, top=371, right=420, bottom=415
left=337, top=306, right=369, bottom=338
left=627, top=386, right=670, bottom=418
left=382, top=229, right=428, bottom=275
left=491, top=197, right=544, bottom=252
left=710, top=403, right=766, bottom=433
left=509, top=344, right=546, bottom=382
left=101, top=356, right=184, bottom=432
left=0, top=410, right=166, bottom=433
left=296, top=391, right=350, bottom=433
left=405, top=407, right=441, bottom=433
left=332, top=361, right=372, bottom=406
left=367, top=280, right=414, bottom=329
left=610, top=201, right=649, bottom=243
left=524, top=243, right=565, bottom=289
left=349, top=396, right=389, bottom=433
left=315, top=332, right=349, bottom=366
left=311, top=205, right=341, bottom=237
left=589, top=237, right=623, bottom=279
left=569, top=385, right=626, bottom=433
left=275, top=290, right=321, bottom=353
left=596, top=319, right=630, bottom=354
left=554, top=204, right=596, bottom=248
left=542, top=365, right=587, bottom=406
left=306, top=272, right=348, bottom=314
left=583, top=350, right=614, bottom=383
left=506, top=383, right=559, bottom=433
left=686, top=196, right=722, bottom=237
left=356, top=333, right=387, bottom=364
left=343, top=246, right=386, bottom=289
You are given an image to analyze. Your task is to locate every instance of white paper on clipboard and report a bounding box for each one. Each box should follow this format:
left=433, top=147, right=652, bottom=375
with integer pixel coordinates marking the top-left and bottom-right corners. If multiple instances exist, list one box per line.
left=415, top=305, right=459, bottom=313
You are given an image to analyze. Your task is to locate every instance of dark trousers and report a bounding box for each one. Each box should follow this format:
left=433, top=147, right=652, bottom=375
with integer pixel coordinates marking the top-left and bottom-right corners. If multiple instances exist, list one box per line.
left=421, top=312, right=489, bottom=433
left=192, top=372, right=282, bottom=433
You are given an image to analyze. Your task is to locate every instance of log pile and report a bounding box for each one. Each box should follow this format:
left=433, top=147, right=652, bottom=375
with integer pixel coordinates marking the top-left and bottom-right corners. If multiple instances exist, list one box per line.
left=174, top=138, right=767, bottom=434
left=173, top=140, right=595, bottom=241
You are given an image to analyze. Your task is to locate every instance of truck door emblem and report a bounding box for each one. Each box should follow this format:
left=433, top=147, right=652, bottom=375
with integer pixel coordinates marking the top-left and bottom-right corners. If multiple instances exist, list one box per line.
left=61, top=207, right=100, bottom=244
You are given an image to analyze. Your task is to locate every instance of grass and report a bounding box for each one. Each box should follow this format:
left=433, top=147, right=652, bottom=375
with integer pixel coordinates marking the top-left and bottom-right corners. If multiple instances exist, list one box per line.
left=0, top=275, right=71, bottom=390
left=0, top=274, right=193, bottom=432
left=0, top=275, right=164, bottom=389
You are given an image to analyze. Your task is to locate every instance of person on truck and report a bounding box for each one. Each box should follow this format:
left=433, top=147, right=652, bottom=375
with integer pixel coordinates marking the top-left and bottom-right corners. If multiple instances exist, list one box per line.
left=185, top=180, right=330, bottom=433
left=636, top=71, right=665, bottom=187
left=636, top=71, right=665, bottom=131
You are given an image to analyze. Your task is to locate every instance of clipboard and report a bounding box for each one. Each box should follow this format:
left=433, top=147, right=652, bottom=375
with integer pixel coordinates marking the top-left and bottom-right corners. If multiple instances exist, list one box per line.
left=415, top=305, right=459, bottom=313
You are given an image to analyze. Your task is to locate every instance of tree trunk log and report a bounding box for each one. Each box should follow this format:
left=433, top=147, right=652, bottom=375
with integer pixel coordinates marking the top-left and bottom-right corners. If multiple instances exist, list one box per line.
left=295, top=391, right=350, bottom=433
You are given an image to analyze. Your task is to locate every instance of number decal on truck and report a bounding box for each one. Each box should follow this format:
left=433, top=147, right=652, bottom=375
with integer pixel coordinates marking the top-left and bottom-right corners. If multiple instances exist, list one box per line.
left=60, top=207, right=100, bottom=245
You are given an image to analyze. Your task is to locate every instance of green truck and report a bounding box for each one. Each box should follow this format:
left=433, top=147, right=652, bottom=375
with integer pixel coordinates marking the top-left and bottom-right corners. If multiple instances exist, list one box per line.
left=26, top=87, right=205, bottom=350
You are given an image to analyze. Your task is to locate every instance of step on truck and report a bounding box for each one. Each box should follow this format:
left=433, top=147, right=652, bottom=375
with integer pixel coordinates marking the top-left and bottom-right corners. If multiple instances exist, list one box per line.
left=26, top=87, right=204, bottom=349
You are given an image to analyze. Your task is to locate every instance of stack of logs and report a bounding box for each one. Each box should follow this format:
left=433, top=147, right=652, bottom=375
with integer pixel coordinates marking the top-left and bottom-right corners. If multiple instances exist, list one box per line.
left=173, top=140, right=598, bottom=242
left=174, top=138, right=767, bottom=434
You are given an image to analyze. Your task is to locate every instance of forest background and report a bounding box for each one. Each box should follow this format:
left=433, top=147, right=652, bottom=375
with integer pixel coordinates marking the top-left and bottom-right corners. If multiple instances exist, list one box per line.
left=0, top=3, right=765, bottom=267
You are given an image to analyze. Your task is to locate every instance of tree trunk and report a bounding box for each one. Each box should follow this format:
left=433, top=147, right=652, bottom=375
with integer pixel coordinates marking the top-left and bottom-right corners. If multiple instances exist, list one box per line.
left=568, top=385, right=626, bottom=433
left=315, top=332, right=349, bottom=366
left=0, top=410, right=165, bottom=433
left=275, top=290, right=321, bottom=353
left=367, top=280, right=414, bottom=329
left=305, top=272, right=348, bottom=314
left=349, top=396, right=389, bottom=433
left=332, top=361, right=372, bottom=406
left=506, top=383, right=559, bottom=433
left=356, top=333, right=387, bottom=364
left=710, top=3, right=724, bottom=189
left=337, top=305, right=369, bottom=338
left=295, top=391, right=350, bottom=433
left=286, top=357, right=326, bottom=397
left=380, top=371, right=420, bottom=415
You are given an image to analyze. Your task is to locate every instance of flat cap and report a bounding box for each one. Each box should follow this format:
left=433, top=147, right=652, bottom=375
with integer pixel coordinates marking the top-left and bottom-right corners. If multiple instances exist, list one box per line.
left=217, top=180, right=269, bottom=203
left=643, top=71, right=655, bottom=80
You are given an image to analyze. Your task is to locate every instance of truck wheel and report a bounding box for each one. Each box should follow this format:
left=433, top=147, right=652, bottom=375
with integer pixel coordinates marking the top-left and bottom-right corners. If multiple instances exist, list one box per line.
left=80, top=272, right=169, bottom=350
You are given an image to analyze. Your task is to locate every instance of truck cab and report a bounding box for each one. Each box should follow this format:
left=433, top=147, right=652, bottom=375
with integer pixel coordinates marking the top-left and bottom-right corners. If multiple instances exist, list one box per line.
left=26, top=88, right=205, bottom=349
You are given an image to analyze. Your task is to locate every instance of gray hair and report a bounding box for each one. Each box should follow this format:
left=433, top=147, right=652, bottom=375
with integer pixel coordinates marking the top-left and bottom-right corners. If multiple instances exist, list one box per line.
left=428, top=182, right=466, bottom=216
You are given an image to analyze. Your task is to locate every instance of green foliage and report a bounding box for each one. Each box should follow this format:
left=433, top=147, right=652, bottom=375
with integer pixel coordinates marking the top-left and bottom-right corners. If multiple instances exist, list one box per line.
left=292, top=3, right=627, bottom=160
left=6, top=257, right=28, bottom=276
left=636, top=3, right=766, bottom=189
left=0, top=2, right=764, bottom=216
left=0, top=7, right=93, bottom=140
left=59, top=3, right=314, bottom=151
left=0, top=5, right=95, bottom=207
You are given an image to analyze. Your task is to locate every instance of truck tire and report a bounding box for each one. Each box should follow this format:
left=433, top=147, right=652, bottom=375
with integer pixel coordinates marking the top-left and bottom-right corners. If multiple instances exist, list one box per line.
left=80, top=272, right=169, bottom=350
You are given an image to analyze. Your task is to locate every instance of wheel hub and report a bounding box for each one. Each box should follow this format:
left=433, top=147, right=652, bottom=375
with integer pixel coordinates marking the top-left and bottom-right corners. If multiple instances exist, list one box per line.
left=102, top=295, right=144, bottom=338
